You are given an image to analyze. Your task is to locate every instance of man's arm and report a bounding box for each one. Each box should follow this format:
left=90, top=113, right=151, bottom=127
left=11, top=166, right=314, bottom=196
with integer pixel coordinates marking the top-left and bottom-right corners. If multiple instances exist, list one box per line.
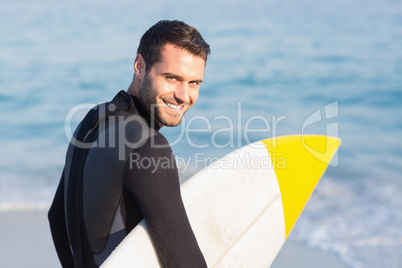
left=124, top=134, right=207, bottom=268
left=48, top=172, right=74, bottom=267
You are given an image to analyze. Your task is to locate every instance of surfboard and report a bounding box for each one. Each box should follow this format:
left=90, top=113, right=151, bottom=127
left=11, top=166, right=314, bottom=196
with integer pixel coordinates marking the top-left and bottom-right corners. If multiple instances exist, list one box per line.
left=101, top=135, right=340, bottom=267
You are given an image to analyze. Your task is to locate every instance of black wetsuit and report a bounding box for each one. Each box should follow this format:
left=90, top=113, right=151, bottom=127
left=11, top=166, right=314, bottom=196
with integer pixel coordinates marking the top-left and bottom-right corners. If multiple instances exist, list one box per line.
left=48, top=91, right=207, bottom=268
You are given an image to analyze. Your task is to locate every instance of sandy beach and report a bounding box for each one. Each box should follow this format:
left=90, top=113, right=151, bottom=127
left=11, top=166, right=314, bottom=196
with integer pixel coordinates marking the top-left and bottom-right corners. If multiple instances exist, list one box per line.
left=0, top=210, right=346, bottom=268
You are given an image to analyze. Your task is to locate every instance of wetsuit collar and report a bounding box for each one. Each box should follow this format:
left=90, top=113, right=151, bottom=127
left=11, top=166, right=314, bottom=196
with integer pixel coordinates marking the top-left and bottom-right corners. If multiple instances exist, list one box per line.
left=115, top=91, right=161, bottom=132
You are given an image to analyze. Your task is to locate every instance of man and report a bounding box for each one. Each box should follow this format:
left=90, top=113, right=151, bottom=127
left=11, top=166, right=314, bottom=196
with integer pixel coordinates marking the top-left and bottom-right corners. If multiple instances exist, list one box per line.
left=48, top=20, right=210, bottom=268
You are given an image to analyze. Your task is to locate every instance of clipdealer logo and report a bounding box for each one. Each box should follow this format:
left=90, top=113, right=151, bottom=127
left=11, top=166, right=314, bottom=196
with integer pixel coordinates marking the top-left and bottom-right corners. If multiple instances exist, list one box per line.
left=63, top=100, right=339, bottom=166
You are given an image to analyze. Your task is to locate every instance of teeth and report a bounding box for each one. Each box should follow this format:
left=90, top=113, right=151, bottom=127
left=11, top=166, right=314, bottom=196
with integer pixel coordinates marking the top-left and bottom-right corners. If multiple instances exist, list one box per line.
left=166, top=102, right=183, bottom=110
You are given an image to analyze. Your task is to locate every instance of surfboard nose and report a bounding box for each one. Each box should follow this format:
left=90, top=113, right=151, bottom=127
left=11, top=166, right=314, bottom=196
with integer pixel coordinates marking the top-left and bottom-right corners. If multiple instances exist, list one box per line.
left=262, top=135, right=341, bottom=238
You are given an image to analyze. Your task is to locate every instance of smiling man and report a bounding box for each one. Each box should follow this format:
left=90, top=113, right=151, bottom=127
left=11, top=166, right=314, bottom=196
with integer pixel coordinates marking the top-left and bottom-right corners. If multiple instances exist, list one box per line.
left=130, top=42, right=205, bottom=127
left=48, top=20, right=210, bottom=268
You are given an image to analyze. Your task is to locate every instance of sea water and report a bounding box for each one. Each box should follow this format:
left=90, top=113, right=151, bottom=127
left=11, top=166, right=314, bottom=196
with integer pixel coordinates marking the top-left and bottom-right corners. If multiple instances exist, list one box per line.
left=1, top=0, right=401, bottom=267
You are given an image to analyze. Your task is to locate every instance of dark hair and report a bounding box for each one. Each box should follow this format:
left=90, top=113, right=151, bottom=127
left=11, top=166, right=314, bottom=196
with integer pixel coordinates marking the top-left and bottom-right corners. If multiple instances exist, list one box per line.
left=137, top=20, right=211, bottom=72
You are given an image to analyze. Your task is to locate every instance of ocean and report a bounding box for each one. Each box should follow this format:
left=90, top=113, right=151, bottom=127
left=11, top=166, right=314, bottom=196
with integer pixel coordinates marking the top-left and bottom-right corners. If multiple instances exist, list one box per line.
left=1, top=0, right=401, bottom=267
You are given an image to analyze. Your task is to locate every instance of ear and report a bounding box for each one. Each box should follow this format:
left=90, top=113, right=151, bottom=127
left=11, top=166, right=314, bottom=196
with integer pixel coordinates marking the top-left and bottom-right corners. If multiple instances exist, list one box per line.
left=134, top=54, right=146, bottom=79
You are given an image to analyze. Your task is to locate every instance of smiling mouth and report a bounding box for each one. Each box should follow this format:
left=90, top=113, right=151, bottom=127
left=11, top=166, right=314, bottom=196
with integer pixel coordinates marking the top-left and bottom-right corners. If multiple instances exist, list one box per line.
left=163, top=100, right=183, bottom=111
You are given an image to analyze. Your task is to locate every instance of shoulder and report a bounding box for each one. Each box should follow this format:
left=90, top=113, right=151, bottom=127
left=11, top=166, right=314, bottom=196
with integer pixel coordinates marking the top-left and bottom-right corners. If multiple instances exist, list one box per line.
left=124, top=130, right=178, bottom=181
left=127, top=130, right=172, bottom=157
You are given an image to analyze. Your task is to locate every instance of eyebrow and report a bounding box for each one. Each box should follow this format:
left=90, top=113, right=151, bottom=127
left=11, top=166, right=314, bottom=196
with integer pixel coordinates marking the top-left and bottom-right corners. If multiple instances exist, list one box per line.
left=161, top=72, right=203, bottom=84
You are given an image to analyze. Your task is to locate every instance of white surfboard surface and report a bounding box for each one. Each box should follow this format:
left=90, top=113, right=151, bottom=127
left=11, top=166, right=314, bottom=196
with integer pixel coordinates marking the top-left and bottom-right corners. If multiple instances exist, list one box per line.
left=101, top=135, right=341, bottom=267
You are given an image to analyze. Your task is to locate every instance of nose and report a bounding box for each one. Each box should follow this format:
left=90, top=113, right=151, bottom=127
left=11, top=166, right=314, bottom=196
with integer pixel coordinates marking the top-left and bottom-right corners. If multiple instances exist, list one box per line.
left=174, top=83, right=190, bottom=104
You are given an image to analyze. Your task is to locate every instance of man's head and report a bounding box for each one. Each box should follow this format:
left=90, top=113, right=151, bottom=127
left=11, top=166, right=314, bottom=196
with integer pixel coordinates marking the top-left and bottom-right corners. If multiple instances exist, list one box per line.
left=130, top=20, right=210, bottom=127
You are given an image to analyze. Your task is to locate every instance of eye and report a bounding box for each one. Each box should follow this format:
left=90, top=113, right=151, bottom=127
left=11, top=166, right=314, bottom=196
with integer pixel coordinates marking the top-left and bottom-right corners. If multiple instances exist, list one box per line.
left=167, top=76, right=176, bottom=81
left=189, top=81, right=201, bottom=86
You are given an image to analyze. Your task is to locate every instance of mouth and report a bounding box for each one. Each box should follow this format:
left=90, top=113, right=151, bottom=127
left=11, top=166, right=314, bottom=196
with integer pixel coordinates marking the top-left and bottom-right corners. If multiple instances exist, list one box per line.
left=163, top=100, right=184, bottom=111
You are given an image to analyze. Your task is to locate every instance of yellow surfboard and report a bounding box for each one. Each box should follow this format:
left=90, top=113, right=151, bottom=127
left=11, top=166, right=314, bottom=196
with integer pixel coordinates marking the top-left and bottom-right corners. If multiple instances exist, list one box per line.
left=101, top=135, right=341, bottom=267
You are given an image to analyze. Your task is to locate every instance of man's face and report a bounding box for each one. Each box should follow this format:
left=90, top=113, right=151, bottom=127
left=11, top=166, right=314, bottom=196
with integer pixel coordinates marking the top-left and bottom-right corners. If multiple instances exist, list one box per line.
left=138, top=43, right=205, bottom=127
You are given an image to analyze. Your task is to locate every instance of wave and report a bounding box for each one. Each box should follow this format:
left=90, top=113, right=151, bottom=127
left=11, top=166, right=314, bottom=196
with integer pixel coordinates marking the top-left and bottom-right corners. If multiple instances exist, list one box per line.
left=0, top=202, right=51, bottom=212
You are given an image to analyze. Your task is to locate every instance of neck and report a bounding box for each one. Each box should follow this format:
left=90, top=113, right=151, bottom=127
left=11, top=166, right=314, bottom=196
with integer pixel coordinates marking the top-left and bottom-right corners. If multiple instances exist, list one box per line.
left=127, top=75, right=140, bottom=97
